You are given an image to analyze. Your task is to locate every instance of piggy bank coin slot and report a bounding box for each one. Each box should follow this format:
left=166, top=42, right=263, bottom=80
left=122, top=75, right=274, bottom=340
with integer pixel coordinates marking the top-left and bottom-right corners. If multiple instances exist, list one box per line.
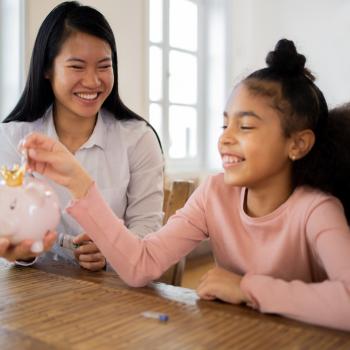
left=10, top=199, right=17, bottom=210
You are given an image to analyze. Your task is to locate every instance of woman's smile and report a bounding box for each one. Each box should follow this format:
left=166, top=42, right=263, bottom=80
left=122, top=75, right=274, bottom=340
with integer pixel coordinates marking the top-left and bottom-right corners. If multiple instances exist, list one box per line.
left=74, top=92, right=101, bottom=101
left=73, top=91, right=103, bottom=105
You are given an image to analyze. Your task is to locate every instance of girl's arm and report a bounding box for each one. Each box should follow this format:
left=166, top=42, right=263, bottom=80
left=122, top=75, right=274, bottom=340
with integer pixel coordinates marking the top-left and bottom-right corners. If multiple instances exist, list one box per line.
left=23, top=132, right=209, bottom=285
left=240, top=199, right=350, bottom=331
left=66, top=181, right=208, bottom=286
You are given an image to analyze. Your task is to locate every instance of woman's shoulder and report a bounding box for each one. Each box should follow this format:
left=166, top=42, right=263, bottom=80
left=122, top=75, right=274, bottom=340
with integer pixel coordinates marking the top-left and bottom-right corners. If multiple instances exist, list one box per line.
left=101, top=109, right=147, bottom=131
left=0, top=120, right=41, bottom=143
left=0, top=120, right=43, bottom=164
left=100, top=110, right=161, bottom=160
left=101, top=110, right=153, bottom=142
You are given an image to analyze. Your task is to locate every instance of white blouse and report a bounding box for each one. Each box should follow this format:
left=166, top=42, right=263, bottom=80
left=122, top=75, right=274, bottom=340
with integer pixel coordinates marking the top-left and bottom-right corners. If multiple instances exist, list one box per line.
left=0, top=107, right=164, bottom=261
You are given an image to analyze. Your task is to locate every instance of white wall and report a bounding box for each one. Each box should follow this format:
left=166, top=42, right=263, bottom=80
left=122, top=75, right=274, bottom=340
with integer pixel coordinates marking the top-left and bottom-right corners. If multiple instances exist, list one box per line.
left=25, top=0, right=148, bottom=118
left=230, top=0, right=350, bottom=108
left=23, top=0, right=350, bottom=124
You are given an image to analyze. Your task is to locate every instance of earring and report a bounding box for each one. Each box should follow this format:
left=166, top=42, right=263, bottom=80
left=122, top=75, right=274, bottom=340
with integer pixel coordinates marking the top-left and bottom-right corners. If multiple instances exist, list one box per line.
left=290, top=155, right=296, bottom=161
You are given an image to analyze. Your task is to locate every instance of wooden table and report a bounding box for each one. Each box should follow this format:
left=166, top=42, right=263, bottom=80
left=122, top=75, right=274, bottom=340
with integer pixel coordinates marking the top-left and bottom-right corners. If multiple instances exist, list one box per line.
left=0, top=254, right=349, bottom=350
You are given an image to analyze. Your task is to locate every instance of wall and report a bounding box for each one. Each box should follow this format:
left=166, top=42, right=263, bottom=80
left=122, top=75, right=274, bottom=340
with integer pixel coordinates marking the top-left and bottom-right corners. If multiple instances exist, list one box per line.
left=24, top=0, right=350, bottom=129
left=25, top=0, right=148, bottom=117
left=230, top=0, right=350, bottom=108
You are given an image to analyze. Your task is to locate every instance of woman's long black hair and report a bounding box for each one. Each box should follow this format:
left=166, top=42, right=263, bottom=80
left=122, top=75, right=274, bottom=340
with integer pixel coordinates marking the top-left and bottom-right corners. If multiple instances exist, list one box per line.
left=243, top=39, right=350, bottom=221
left=3, top=1, right=162, bottom=149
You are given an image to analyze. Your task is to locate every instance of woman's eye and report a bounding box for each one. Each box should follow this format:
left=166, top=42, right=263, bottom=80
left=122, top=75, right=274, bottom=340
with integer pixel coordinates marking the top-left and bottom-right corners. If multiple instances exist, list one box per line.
left=69, top=65, right=83, bottom=70
left=99, top=65, right=112, bottom=70
left=221, top=125, right=228, bottom=130
left=240, top=125, right=254, bottom=130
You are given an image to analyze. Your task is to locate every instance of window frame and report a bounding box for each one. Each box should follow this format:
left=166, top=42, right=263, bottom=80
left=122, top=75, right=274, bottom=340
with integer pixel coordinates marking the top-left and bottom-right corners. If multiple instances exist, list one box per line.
left=0, top=0, right=25, bottom=120
left=147, top=0, right=204, bottom=173
left=147, top=0, right=232, bottom=174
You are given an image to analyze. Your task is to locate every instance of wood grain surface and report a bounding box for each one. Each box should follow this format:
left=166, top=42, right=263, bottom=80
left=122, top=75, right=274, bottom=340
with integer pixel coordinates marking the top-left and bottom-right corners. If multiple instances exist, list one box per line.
left=0, top=256, right=349, bottom=349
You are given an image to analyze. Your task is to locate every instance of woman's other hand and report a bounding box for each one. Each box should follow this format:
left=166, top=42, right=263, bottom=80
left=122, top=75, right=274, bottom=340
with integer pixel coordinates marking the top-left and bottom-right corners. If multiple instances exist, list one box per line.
left=73, top=233, right=106, bottom=271
left=21, top=132, right=93, bottom=199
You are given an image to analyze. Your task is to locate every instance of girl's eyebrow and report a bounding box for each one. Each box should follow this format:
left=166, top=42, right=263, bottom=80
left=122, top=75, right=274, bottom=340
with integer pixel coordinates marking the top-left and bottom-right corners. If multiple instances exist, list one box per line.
left=223, top=110, right=263, bottom=120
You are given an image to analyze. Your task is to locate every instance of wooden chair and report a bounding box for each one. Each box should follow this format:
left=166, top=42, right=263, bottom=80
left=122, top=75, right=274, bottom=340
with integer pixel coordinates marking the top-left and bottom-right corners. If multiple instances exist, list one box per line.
left=157, top=180, right=195, bottom=286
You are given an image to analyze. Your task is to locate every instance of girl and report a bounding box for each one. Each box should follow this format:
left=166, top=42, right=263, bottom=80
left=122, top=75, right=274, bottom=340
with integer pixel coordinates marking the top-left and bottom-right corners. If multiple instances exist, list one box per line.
left=22, top=39, right=350, bottom=330
left=0, top=1, right=164, bottom=270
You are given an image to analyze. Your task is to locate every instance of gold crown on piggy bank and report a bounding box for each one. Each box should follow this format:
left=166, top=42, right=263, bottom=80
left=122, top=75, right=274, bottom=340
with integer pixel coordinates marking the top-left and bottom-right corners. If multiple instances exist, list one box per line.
left=0, top=164, right=25, bottom=187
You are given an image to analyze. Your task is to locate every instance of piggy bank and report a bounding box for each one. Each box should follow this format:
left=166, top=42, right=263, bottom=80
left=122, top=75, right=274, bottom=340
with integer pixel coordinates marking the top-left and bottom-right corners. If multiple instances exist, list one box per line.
left=0, top=166, right=60, bottom=253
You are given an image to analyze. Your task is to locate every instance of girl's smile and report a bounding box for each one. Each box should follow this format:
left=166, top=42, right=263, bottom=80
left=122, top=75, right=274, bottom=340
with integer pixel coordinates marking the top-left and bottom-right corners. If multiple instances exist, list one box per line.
left=221, top=153, right=245, bottom=169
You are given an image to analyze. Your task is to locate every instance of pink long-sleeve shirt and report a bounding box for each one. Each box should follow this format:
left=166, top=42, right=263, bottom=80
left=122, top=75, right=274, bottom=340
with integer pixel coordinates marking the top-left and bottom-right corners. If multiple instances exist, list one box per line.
left=67, top=173, right=350, bottom=331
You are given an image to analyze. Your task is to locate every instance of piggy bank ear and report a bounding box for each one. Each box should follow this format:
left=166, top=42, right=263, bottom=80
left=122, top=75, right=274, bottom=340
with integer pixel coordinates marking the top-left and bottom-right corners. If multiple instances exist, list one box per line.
left=24, top=182, right=47, bottom=207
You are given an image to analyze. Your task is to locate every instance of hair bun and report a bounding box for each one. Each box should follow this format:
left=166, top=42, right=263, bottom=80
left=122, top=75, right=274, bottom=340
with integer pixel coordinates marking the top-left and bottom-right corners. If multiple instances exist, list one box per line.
left=266, top=39, right=314, bottom=80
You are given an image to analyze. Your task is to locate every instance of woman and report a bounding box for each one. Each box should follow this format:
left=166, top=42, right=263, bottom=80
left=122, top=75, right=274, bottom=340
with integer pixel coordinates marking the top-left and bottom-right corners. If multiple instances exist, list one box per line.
left=0, top=1, right=163, bottom=270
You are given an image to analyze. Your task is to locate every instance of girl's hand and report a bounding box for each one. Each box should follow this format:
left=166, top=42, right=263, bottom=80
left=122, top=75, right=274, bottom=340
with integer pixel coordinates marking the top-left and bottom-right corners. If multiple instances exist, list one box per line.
left=73, top=233, right=106, bottom=271
left=196, top=266, right=250, bottom=304
left=21, top=132, right=93, bottom=199
left=0, top=231, right=57, bottom=262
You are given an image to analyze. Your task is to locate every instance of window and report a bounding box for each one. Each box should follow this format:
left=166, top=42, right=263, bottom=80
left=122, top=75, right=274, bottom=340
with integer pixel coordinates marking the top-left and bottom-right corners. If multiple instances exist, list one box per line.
left=0, top=0, right=24, bottom=120
left=148, top=0, right=231, bottom=173
left=148, top=0, right=200, bottom=172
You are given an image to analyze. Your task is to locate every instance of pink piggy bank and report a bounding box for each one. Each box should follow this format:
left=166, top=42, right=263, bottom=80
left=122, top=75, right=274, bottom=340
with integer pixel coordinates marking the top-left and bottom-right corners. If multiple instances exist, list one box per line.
left=0, top=178, right=60, bottom=253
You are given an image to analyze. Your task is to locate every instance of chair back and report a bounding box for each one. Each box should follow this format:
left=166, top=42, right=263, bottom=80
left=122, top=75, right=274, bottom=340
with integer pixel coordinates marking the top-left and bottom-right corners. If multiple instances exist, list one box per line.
left=158, top=180, right=195, bottom=286
left=163, top=180, right=195, bottom=224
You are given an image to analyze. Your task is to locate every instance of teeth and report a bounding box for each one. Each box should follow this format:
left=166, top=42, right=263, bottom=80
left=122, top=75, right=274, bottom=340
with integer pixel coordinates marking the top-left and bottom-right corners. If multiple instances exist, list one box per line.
left=76, top=93, right=98, bottom=100
left=222, top=155, right=243, bottom=163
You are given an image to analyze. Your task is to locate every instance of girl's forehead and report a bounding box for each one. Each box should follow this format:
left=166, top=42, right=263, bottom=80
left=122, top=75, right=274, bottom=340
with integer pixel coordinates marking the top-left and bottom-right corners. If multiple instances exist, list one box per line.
left=224, top=82, right=283, bottom=116
left=224, top=84, right=262, bottom=112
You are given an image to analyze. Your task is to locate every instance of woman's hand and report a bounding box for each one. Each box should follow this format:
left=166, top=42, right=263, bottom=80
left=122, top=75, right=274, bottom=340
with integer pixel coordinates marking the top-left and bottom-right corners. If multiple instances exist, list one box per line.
left=0, top=231, right=57, bottom=262
left=73, top=233, right=106, bottom=271
left=21, top=132, right=93, bottom=199
left=196, top=266, right=250, bottom=304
